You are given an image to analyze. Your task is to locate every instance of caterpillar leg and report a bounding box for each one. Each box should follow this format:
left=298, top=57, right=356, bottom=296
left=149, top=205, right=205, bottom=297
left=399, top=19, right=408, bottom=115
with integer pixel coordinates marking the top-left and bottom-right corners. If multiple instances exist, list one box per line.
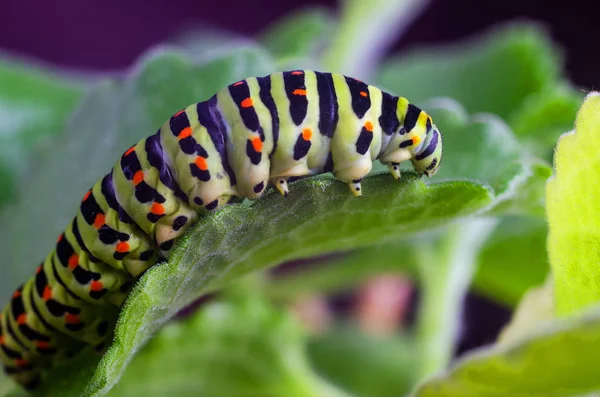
left=348, top=179, right=363, bottom=197
left=272, top=177, right=289, bottom=197
left=387, top=162, right=401, bottom=180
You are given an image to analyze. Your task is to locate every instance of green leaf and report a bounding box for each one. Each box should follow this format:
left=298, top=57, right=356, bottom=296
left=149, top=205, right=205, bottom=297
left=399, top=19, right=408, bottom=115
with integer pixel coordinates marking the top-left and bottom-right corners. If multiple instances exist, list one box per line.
left=423, top=99, right=552, bottom=215
left=268, top=98, right=545, bottom=302
left=307, top=327, right=418, bottom=397
left=377, top=23, right=565, bottom=121
left=413, top=303, right=600, bottom=397
left=547, top=92, right=600, bottom=316
left=0, top=46, right=275, bottom=301
left=79, top=175, right=490, bottom=397
left=106, top=295, right=350, bottom=397
left=488, top=161, right=553, bottom=218
left=13, top=176, right=491, bottom=397
left=0, top=56, right=86, bottom=206
left=259, top=7, right=335, bottom=69
left=508, top=83, right=584, bottom=158
left=472, top=216, right=549, bottom=307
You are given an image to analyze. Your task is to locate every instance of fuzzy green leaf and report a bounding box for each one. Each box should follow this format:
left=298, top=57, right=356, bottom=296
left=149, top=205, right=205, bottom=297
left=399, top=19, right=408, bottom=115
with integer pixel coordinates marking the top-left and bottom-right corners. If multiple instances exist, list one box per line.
left=8, top=177, right=493, bottom=397
left=547, top=92, right=600, bottom=316
left=81, top=175, right=490, bottom=397
left=413, top=304, right=600, bottom=397
left=0, top=57, right=85, bottom=206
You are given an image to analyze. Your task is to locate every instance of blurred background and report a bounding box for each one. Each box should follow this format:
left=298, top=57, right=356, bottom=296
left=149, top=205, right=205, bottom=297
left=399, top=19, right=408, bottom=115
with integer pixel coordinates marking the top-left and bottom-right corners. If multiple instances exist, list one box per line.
left=1, top=0, right=596, bottom=88
left=0, top=0, right=589, bottom=358
left=0, top=0, right=594, bottom=395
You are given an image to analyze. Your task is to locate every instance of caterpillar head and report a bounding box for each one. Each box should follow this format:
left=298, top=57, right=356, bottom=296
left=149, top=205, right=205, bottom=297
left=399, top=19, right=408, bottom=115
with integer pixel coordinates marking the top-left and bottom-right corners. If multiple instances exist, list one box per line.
left=411, top=124, right=442, bottom=177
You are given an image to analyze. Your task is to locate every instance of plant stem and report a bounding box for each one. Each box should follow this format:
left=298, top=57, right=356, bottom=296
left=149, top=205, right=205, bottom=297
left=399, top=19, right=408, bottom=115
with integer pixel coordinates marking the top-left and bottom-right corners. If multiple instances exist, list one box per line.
left=414, top=218, right=498, bottom=380
left=322, top=0, right=432, bottom=79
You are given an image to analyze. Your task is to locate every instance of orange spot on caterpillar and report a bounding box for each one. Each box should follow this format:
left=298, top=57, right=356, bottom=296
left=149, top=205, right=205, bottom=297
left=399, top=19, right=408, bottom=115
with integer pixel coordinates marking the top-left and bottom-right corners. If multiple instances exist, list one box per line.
left=195, top=156, right=208, bottom=171
left=174, top=109, right=185, bottom=117
left=412, top=135, right=421, bottom=146
left=43, top=286, right=52, bottom=301
left=364, top=121, right=374, bottom=132
left=83, top=190, right=92, bottom=202
left=65, top=314, right=80, bottom=324
left=251, top=137, right=263, bottom=152
left=90, top=280, right=104, bottom=292
left=36, top=341, right=51, bottom=349
left=36, top=265, right=42, bottom=274
left=124, top=145, right=136, bottom=156
left=292, top=89, right=307, bottom=96
left=302, top=128, right=312, bottom=141
left=0, top=336, right=5, bottom=345
left=360, top=91, right=368, bottom=97
left=151, top=202, right=165, bottom=215
left=57, top=234, right=63, bottom=243
left=291, top=71, right=304, bottom=75
left=133, top=170, right=144, bottom=185
left=68, top=254, right=79, bottom=270
left=233, top=81, right=244, bottom=86
left=93, top=214, right=106, bottom=229
left=17, top=314, right=26, bottom=325
left=178, top=127, right=192, bottom=140
left=15, top=359, right=28, bottom=367
left=241, top=98, right=253, bottom=108
left=12, top=290, right=21, bottom=299
left=115, top=241, right=130, bottom=253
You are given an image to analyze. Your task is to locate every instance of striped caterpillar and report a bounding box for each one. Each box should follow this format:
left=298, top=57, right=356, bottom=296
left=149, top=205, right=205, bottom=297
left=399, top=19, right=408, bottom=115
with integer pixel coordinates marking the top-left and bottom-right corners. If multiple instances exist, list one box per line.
left=0, top=70, right=443, bottom=389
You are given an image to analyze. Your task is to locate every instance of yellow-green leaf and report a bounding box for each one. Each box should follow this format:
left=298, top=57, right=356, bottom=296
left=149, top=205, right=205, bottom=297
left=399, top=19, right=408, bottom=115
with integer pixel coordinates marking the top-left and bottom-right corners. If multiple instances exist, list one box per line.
left=547, top=92, right=600, bottom=316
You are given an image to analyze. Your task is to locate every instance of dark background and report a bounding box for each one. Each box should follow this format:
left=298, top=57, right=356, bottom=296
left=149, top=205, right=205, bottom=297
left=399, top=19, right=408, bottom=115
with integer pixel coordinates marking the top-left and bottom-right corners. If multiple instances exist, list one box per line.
left=1, top=0, right=596, bottom=88
left=1, top=0, right=591, bottom=355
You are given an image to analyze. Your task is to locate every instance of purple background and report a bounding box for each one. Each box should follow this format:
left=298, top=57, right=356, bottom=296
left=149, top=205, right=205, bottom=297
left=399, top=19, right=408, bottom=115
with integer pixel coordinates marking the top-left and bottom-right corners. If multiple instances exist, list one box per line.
left=2, top=0, right=597, bottom=87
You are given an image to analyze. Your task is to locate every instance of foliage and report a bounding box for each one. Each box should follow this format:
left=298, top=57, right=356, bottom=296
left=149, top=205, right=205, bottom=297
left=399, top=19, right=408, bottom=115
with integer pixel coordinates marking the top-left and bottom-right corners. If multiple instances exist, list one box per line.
left=0, top=0, right=596, bottom=396
left=547, top=93, right=600, bottom=316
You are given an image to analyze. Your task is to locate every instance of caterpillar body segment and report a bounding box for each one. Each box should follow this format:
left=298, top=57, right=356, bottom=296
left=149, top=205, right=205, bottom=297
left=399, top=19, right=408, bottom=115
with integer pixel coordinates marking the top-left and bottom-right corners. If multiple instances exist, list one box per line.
left=1, top=70, right=443, bottom=389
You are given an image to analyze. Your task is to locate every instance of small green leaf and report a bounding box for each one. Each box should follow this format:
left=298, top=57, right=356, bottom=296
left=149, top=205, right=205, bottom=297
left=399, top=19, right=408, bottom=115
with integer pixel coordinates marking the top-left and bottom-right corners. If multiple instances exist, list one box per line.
left=259, top=7, right=335, bottom=69
left=0, top=57, right=86, bottom=206
left=508, top=83, right=584, bottom=158
left=413, top=303, right=600, bottom=397
left=107, top=295, right=350, bottom=397
left=472, top=216, right=549, bottom=307
left=308, top=327, right=418, bottom=397
left=423, top=99, right=551, bottom=214
left=377, top=23, right=564, bottom=120
left=547, top=92, right=600, bottom=316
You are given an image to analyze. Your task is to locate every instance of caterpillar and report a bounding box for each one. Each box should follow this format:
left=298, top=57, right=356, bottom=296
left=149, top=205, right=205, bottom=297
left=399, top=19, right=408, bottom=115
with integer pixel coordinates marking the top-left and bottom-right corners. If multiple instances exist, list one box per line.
left=0, top=70, right=442, bottom=389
